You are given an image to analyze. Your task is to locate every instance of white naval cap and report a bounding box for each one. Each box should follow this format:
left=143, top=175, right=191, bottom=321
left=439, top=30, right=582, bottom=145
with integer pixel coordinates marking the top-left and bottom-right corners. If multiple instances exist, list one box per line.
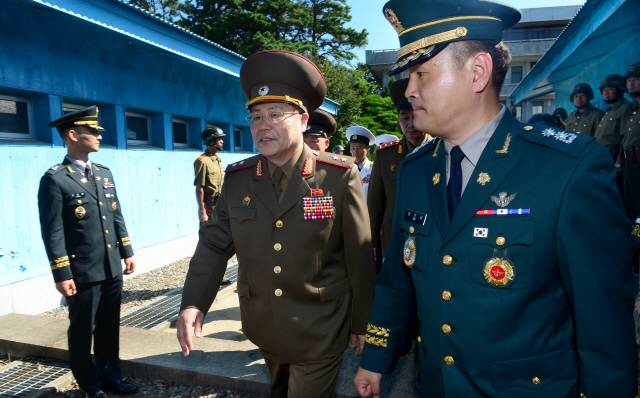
left=346, top=125, right=376, bottom=146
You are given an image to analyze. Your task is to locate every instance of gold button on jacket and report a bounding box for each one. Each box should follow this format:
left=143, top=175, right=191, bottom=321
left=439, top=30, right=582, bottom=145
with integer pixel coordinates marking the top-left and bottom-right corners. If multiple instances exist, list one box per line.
left=443, top=255, right=453, bottom=265
left=444, top=356, right=455, bottom=365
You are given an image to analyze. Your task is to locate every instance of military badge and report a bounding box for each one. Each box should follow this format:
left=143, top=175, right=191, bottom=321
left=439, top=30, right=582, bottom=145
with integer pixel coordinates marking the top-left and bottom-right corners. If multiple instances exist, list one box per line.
left=302, top=157, right=313, bottom=175
left=69, top=192, right=85, bottom=200
left=483, top=257, right=515, bottom=287
left=473, top=228, right=488, bottom=238
left=496, top=133, right=511, bottom=154
left=490, top=192, right=517, bottom=208
left=303, top=196, right=335, bottom=220
left=258, top=85, right=269, bottom=95
left=397, top=145, right=402, bottom=154
left=477, top=173, right=491, bottom=186
left=391, top=164, right=396, bottom=171
left=256, top=160, right=263, bottom=177
left=311, top=189, right=324, bottom=197
left=51, top=165, right=59, bottom=170
left=103, top=182, right=115, bottom=189
left=81, top=178, right=88, bottom=184
left=404, top=209, right=427, bottom=225
left=75, top=206, right=86, bottom=219
left=243, top=194, right=251, bottom=206
left=96, top=176, right=101, bottom=181
left=524, top=126, right=533, bottom=131
left=433, top=173, right=440, bottom=185
left=403, top=237, right=416, bottom=267
left=104, top=178, right=108, bottom=182
left=384, top=8, right=404, bottom=34
left=111, top=201, right=117, bottom=211
left=542, top=128, right=577, bottom=144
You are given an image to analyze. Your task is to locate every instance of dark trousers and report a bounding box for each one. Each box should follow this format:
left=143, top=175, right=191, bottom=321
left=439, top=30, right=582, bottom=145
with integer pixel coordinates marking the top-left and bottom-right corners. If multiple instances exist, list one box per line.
left=66, top=274, right=123, bottom=394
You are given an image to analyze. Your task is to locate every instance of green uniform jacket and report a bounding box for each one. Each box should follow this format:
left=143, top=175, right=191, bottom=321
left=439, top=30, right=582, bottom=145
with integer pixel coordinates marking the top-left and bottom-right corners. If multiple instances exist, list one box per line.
left=367, top=136, right=410, bottom=256
left=180, top=144, right=376, bottom=363
left=594, top=99, right=634, bottom=148
left=360, top=112, right=637, bottom=397
left=565, top=104, right=605, bottom=137
left=38, top=159, right=134, bottom=283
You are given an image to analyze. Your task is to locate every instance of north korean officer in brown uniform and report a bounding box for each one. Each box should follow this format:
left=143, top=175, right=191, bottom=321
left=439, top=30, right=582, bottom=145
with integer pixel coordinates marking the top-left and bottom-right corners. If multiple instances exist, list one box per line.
left=367, top=78, right=432, bottom=259
left=194, top=126, right=226, bottom=224
left=302, top=109, right=337, bottom=152
left=177, top=50, right=376, bottom=398
left=623, top=62, right=640, bottom=221
left=565, top=83, right=605, bottom=137
left=38, top=106, right=139, bottom=398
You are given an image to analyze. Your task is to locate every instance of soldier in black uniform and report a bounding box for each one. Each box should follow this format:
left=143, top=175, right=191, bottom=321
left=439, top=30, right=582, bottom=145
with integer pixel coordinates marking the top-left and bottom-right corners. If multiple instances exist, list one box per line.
left=38, top=106, right=139, bottom=398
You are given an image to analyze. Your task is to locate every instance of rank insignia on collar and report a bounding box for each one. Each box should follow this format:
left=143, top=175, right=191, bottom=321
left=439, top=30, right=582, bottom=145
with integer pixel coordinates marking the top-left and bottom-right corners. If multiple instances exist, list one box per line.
left=397, top=145, right=402, bottom=154
left=477, top=173, right=491, bottom=186
left=483, top=257, right=515, bottom=287
left=311, top=189, right=324, bottom=197
left=75, top=206, right=86, bottom=219
left=433, top=173, right=440, bottom=185
left=96, top=176, right=101, bottom=181
left=51, top=165, right=59, bottom=170
left=490, top=192, right=517, bottom=208
left=256, top=160, right=263, bottom=177
left=496, top=133, right=511, bottom=154
left=302, top=157, right=313, bottom=175
left=243, top=194, right=251, bottom=206
left=391, top=164, right=396, bottom=171
left=432, top=138, right=442, bottom=157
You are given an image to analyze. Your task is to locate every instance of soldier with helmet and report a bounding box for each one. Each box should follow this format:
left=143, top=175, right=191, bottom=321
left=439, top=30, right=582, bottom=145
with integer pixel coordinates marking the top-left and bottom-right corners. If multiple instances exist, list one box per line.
left=303, top=109, right=337, bottom=152
left=565, top=83, right=605, bottom=137
left=622, top=62, right=640, bottom=221
left=194, top=126, right=226, bottom=224
left=332, top=145, right=345, bottom=154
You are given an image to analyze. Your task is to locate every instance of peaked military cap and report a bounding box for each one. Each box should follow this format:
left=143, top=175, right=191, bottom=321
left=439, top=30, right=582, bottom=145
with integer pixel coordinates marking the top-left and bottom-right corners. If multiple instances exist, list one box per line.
left=383, top=0, right=521, bottom=75
left=624, top=62, right=640, bottom=79
left=389, top=78, right=412, bottom=110
left=48, top=105, right=104, bottom=133
left=201, top=126, right=226, bottom=146
left=347, top=126, right=376, bottom=146
left=599, top=74, right=627, bottom=93
left=240, top=50, right=326, bottom=113
left=305, top=110, right=337, bottom=138
left=570, top=83, right=595, bottom=102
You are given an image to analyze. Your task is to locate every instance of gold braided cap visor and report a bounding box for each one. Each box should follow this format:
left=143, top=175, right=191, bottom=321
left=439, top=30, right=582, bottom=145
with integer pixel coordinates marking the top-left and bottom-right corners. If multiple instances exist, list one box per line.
left=398, top=15, right=500, bottom=37
left=246, top=95, right=304, bottom=110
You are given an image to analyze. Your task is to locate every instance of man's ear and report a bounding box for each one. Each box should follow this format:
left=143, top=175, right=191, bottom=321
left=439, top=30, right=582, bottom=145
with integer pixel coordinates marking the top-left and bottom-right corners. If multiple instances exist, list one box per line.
left=325, top=139, right=331, bottom=150
left=300, top=112, right=309, bottom=132
left=66, top=128, right=79, bottom=143
left=472, top=52, right=493, bottom=94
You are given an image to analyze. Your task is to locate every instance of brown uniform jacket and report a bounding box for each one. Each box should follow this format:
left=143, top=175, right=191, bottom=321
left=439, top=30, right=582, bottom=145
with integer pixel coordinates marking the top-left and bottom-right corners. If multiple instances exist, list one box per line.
left=623, top=102, right=640, bottom=148
left=180, top=144, right=376, bottom=364
left=565, top=104, right=605, bottom=137
left=594, top=99, right=634, bottom=149
left=194, top=151, right=224, bottom=194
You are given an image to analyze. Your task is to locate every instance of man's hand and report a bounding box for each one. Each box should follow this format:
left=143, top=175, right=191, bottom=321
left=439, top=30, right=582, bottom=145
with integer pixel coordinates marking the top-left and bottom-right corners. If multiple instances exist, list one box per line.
left=350, top=334, right=366, bottom=357
left=354, top=367, right=382, bottom=398
left=55, top=279, right=77, bottom=297
left=198, top=209, right=209, bottom=223
left=177, top=308, right=205, bottom=356
left=123, top=256, right=136, bottom=275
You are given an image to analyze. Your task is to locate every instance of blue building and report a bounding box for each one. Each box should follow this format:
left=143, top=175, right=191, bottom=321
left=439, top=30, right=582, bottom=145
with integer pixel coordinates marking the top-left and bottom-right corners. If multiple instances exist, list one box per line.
left=0, top=0, right=338, bottom=315
left=510, top=0, right=640, bottom=115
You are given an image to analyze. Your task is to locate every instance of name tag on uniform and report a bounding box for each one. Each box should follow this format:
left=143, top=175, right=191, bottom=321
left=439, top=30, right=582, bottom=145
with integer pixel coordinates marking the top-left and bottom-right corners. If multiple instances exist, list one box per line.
left=404, top=209, right=427, bottom=225
left=68, top=192, right=85, bottom=199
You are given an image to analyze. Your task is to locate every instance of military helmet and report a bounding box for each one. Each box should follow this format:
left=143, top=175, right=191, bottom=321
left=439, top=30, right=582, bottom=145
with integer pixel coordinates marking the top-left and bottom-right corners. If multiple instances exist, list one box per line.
left=332, top=145, right=345, bottom=154
left=599, top=74, right=627, bottom=93
left=201, top=126, right=225, bottom=146
left=552, top=108, right=568, bottom=120
left=570, top=83, right=594, bottom=102
left=528, top=113, right=555, bottom=127
left=624, top=62, right=640, bottom=80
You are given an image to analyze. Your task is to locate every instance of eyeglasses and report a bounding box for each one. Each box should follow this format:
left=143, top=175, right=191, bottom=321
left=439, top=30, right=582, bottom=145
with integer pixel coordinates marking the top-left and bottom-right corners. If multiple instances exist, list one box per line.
left=246, top=112, right=300, bottom=126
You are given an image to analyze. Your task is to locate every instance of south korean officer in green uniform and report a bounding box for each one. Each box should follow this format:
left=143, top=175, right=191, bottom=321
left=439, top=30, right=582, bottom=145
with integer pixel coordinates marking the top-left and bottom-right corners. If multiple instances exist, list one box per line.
left=38, top=106, right=139, bottom=398
left=565, top=83, right=605, bottom=137
left=354, top=1, right=637, bottom=397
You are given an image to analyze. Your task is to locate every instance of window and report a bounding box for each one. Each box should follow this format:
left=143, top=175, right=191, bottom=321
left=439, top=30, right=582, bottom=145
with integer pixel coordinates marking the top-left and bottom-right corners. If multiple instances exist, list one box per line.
left=234, top=127, right=243, bottom=151
left=532, top=101, right=544, bottom=115
left=173, top=119, right=188, bottom=146
left=0, top=94, right=33, bottom=139
left=62, top=103, right=85, bottom=115
left=126, top=111, right=150, bottom=144
left=511, top=66, right=523, bottom=84
left=515, top=106, right=522, bottom=121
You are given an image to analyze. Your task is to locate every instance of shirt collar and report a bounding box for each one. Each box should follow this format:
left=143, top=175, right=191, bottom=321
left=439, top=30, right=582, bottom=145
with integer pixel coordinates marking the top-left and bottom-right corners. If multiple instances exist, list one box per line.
left=65, top=155, right=92, bottom=174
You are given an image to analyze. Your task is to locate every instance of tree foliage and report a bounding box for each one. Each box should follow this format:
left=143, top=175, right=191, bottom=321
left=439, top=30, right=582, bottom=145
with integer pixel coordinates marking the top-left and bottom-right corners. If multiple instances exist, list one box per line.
left=359, top=95, right=399, bottom=138
left=129, top=0, right=183, bottom=22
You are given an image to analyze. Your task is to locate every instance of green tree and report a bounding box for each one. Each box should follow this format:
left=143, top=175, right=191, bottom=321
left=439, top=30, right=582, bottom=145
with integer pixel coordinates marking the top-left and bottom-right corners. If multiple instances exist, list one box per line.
left=359, top=95, right=399, bottom=138
left=129, top=0, right=183, bottom=22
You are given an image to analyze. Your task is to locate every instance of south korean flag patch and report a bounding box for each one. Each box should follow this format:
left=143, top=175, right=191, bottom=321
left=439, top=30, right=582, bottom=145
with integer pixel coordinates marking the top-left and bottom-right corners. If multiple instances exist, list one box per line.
left=474, top=228, right=488, bottom=238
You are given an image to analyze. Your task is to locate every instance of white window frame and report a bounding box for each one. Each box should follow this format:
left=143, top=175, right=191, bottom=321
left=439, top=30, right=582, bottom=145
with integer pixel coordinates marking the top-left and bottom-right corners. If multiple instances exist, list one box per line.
left=126, top=111, right=151, bottom=145
left=172, top=118, right=188, bottom=147
left=531, top=101, right=544, bottom=115
left=0, top=94, right=34, bottom=139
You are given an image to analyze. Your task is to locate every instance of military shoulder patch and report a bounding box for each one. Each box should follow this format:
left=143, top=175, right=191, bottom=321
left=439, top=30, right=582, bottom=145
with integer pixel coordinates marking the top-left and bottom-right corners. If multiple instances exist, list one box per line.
left=316, top=151, right=356, bottom=169
left=45, top=164, right=65, bottom=175
left=225, top=155, right=260, bottom=173
left=91, top=162, right=109, bottom=170
left=378, top=139, right=400, bottom=150
left=521, top=124, right=590, bottom=158
left=404, top=138, right=437, bottom=162
left=197, top=153, right=207, bottom=160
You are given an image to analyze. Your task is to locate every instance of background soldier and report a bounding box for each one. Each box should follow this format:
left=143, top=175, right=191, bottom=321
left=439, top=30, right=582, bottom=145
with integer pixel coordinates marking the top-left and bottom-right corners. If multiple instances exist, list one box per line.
left=354, top=0, right=636, bottom=396
left=194, top=127, right=226, bottom=224
left=332, top=145, right=345, bottom=155
left=623, top=62, right=640, bottom=222
left=347, top=126, right=376, bottom=200
left=38, top=106, right=139, bottom=398
left=565, top=83, right=605, bottom=137
left=177, top=50, right=376, bottom=398
left=303, top=109, right=337, bottom=152
left=552, top=108, right=568, bottom=129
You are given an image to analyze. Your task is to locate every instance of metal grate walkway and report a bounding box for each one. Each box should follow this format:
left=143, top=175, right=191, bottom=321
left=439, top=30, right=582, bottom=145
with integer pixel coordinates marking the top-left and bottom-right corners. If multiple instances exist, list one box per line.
left=120, top=262, right=238, bottom=330
left=0, top=358, right=69, bottom=398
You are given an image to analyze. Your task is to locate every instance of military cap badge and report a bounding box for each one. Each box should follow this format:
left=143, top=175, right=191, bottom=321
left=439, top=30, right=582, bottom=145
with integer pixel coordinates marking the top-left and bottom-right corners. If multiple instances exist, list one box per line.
left=259, top=86, right=269, bottom=95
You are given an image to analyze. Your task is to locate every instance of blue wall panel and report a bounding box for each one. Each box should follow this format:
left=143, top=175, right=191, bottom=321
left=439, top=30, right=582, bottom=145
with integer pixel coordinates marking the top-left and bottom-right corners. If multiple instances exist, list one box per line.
left=0, top=146, right=252, bottom=287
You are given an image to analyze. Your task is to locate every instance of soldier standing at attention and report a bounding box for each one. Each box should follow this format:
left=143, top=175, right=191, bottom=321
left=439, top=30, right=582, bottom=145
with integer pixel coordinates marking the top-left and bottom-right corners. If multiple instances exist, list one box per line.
left=354, top=0, right=636, bottom=396
left=565, top=83, right=605, bottom=137
left=177, top=50, right=376, bottom=398
left=38, top=106, right=139, bottom=398
left=194, top=127, right=226, bottom=224
left=332, top=145, right=345, bottom=155
left=347, top=126, right=376, bottom=200
left=622, top=62, right=640, bottom=221
left=368, top=78, right=432, bottom=259
left=302, top=109, right=337, bottom=152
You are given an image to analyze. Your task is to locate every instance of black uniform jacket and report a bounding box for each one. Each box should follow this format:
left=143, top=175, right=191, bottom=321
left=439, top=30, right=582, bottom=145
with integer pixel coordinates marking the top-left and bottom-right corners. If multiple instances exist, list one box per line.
left=38, top=158, right=133, bottom=283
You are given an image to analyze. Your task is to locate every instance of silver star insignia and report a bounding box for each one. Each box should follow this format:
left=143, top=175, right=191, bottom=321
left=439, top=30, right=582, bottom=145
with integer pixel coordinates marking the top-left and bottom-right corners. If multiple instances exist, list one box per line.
left=333, top=156, right=339, bottom=160
left=341, top=158, right=346, bottom=162
left=490, top=192, right=517, bottom=208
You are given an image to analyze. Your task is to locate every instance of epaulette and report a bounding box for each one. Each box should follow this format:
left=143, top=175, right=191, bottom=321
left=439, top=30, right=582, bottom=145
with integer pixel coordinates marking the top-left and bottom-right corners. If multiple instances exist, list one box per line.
left=404, top=137, right=437, bottom=164
left=225, top=155, right=260, bottom=173
left=377, top=139, right=400, bottom=150
left=316, top=151, right=356, bottom=169
left=91, top=162, right=109, bottom=170
left=45, top=164, right=65, bottom=175
left=521, top=124, right=590, bottom=158
left=197, top=153, right=207, bottom=160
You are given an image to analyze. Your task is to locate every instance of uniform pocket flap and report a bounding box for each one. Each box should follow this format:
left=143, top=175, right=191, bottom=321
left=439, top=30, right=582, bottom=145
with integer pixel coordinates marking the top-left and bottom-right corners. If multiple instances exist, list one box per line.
left=231, top=207, right=257, bottom=223
left=471, top=217, right=533, bottom=248
left=318, top=278, right=350, bottom=302
left=400, top=212, right=433, bottom=236
left=72, top=246, right=91, bottom=258
left=237, top=282, right=250, bottom=299
left=490, top=347, right=578, bottom=391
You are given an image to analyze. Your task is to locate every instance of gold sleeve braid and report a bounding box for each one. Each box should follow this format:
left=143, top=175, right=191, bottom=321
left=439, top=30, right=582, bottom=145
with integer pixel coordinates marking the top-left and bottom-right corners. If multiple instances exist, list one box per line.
left=50, top=256, right=70, bottom=270
left=365, top=323, right=389, bottom=348
left=121, top=237, right=132, bottom=247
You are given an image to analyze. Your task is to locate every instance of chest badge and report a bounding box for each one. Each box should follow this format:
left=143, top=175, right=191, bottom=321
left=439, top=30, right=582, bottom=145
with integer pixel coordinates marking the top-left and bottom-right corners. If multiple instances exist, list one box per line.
left=311, top=189, right=324, bottom=197
left=391, top=163, right=396, bottom=171
left=490, top=192, right=517, bottom=208
left=433, top=173, right=440, bottom=185
left=483, top=256, right=515, bottom=287
left=403, top=237, right=416, bottom=268
left=111, top=201, right=117, bottom=211
left=243, top=194, right=252, bottom=206
left=477, top=172, right=491, bottom=186
left=80, top=178, right=88, bottom=184
left=75, top=206, right=86, bottom=219
left=303, top=196, right=335, bottom=220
